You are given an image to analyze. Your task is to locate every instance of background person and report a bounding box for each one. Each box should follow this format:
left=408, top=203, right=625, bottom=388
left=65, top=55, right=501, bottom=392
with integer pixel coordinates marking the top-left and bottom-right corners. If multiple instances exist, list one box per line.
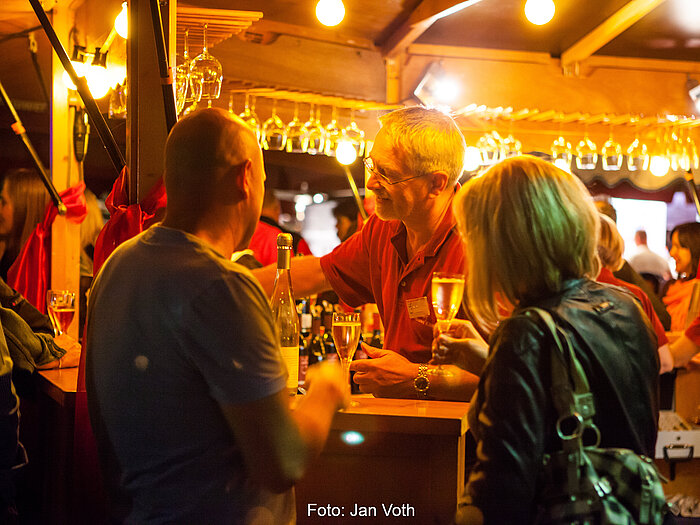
left=663, top=221, right=700, bottom=331
left=450, top=156, right=659, bottom=524
left=629, top=229, right=671, bottom=292
left=331, top=198, right=359, bottom=243
left=86, top=109, right=347, bottom=524
left=253, top=106, right=478, bottom=401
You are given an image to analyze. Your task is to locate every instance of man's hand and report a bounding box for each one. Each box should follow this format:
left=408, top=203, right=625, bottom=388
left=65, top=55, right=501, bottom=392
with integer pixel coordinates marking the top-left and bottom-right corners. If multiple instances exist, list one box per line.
left=304, top=360, right=349, bottom=410
left=36, top=334, right=82, bottom=369
left=349, top=343, right=418, bottom=398
left=431, top=319, right=488, bottom=375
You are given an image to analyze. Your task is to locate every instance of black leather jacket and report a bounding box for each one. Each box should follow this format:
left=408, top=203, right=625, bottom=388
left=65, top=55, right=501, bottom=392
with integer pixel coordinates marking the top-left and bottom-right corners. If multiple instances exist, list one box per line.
left=465, top=278, right=659, bottom=524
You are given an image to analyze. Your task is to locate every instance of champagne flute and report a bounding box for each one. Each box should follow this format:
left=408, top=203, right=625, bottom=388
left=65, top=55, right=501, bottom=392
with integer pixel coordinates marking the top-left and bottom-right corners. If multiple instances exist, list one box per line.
left=342, top=108, right=365, bottom=157
left=601, top=125, right=622, bottom=171
left=575, top=126, right=598, bottom=170
left=431, top=272, right=465, bottom=377
left=331, top=311, right=361, bottom=405
left=46, top=290, right=76, bottom=337
left=285, top=102, right=309, bottom=153
left=189, top=23, right=222, bottom=108
left=324, top=106, right=342, bottom=157
left=626, top=125, right=649, bottom=171
left=305, top=103, right=327, bottom=155
left=261, top=99, right=287, bottom=151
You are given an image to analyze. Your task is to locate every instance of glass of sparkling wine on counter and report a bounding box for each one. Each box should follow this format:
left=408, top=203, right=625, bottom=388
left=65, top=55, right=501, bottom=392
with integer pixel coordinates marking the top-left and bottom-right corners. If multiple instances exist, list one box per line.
left=332, top=312, right=361, bottom=404
left=431, top=272, right=465, bottom=376
left=46, top=290, right=76, bottom=337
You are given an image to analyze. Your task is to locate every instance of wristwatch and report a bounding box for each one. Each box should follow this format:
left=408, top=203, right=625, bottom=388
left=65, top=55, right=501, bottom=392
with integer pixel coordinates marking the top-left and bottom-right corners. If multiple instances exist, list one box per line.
left=414, top=363, right=430, bottom=399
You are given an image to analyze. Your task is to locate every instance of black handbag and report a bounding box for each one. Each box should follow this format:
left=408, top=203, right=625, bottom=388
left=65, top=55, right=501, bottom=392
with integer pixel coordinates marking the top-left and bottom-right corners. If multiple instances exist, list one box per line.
left=524, top=307, right=668, bottom=525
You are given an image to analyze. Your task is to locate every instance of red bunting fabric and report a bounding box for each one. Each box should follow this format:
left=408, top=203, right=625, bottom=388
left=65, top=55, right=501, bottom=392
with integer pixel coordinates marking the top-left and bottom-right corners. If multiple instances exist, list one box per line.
left=7, top=182, right=87, bottom=313
left=92, top=167, right=167, bottom=276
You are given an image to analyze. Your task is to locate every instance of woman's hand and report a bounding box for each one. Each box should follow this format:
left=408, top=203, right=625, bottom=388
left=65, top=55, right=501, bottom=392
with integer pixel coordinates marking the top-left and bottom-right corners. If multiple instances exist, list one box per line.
left=431, top=319, right=488, bottom=375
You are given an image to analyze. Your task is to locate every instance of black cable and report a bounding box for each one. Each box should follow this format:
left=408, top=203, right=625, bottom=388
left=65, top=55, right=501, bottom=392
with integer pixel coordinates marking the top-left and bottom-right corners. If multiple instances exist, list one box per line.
left=28, top=33, right=50, bottom=107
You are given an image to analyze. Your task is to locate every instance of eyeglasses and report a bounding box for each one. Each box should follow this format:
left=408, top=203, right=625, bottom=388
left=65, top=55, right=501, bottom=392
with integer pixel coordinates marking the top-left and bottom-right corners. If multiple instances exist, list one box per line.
left=363, top=156, right=426, bottom=185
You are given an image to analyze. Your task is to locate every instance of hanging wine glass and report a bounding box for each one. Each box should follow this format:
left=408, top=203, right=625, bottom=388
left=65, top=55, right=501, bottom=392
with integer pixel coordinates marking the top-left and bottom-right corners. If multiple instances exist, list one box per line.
left=189, top=23, right=222, bottom=108
left=602, top=125, right=623, bottom=171
left=285, top=102, right=309, bottom=153
left=262, top=99, right=287, bottom=151
left=305, top=103, right=327, bottom=155
left=575, top=125, right=597, bottom=170
left=685, top=130, right=699, bottom=170
left=238, top=93, right=261, bottom=144
left=626, top=125, right=649, bottom=172
left=550, top=133, right=572, bottom=168
left=476, top=131, right=503, bottom=166
left=666, top=125, right=681, bottom=172
left=324, top=106, right=342, bottom=157
left=342, top=108, right=365, bottom=157
left=178, top=29, right=202, bottom=115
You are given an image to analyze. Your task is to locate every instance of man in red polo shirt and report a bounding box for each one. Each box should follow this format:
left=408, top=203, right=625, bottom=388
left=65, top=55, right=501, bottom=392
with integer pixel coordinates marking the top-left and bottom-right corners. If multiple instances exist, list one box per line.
left=254, top=106, right=478, bottom=401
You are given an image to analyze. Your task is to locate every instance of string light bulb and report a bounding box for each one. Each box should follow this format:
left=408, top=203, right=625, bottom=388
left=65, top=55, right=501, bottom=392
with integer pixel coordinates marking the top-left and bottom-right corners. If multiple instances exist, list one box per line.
left=464, top=146, right=482, bottom=172
left=525, top=0, right=555, bottom=25
left=649, top=155, right=670, bottom=177
left=115, top=2, right=128, bottom=39
left=316, top=0, right=345, bottom=27
left=336, top=140, right=358, bottom=165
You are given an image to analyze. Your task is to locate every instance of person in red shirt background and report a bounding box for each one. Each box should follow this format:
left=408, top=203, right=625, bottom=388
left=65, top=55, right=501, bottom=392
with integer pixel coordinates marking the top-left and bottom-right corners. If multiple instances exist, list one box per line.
left=248, top=189, right=312, bottom=266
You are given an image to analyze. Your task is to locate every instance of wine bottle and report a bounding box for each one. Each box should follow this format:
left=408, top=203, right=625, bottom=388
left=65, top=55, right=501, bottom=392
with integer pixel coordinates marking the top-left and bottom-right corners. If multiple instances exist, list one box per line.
left=308, top=314, right=325, bottom=366
left=298, top=301, right=312, bottom=390
left=270, top=233, right=300, bottom=396
left=321, top=306, right=338, bottom=363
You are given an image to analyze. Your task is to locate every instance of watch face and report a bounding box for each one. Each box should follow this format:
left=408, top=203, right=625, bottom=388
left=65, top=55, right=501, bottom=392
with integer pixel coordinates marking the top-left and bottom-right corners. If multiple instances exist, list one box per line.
left=414, top=376, right=429, bottom=392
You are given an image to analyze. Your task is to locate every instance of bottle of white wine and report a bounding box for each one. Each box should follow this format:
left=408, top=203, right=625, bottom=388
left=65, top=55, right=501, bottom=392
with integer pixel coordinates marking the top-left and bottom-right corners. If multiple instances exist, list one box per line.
left=270, top=233, right=300, bottom=396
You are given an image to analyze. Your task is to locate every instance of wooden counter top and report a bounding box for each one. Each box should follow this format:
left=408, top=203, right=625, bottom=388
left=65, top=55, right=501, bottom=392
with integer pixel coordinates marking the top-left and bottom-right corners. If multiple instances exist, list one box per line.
left=37, top=366, right=78, bottom=408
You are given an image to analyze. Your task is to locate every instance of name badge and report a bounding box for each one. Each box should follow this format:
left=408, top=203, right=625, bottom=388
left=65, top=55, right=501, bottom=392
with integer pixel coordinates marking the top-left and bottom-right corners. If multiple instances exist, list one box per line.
left=406, top=297, right=431, bottom=319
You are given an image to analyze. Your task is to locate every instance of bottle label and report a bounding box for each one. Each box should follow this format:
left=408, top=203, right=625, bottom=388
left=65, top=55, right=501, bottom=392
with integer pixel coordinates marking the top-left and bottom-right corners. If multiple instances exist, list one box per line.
left=298, top=355, right=309, bottom=387
left=281, top=345, right=299, bottom=394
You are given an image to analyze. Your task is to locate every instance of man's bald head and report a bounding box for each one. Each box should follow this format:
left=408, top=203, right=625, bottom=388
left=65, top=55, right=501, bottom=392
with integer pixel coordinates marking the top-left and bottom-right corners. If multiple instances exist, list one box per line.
left=164, top=108, right=259, bottom=214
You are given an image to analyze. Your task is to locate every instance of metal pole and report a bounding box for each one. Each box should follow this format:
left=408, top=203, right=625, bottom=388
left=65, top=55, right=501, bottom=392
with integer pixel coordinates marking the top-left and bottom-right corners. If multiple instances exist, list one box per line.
left=342, top=165, right=368, bottom=221
left=0, top=78, right=66, bottom=215
left=28, top=0, right=126, bottom=175
left=685, top=170, right=700, bottom=217
left=149, top=0, right=178, bottom=132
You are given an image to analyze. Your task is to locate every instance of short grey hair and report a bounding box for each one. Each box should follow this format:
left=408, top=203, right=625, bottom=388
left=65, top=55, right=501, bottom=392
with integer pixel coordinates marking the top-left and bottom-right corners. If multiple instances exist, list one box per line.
left=379, top=106, right=466, bottom=185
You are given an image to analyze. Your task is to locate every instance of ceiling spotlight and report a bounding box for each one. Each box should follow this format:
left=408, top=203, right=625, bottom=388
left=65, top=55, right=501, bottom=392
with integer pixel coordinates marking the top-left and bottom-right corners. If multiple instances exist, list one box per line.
left=414, top=62, right=461, bottom=107
left=316, top=0, right=345, bottom=27
left=525, top=0, right=555, bottom=26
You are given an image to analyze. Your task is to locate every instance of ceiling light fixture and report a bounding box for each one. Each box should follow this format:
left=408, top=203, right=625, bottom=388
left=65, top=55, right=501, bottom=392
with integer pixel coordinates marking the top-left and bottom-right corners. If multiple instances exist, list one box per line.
left=413, top=62, right=461, bottom=107
left=525, top=0, right=555, bottom=26
left=316, top=0, right=345, bottom=27
left=687, top=75, right=700, bottom=113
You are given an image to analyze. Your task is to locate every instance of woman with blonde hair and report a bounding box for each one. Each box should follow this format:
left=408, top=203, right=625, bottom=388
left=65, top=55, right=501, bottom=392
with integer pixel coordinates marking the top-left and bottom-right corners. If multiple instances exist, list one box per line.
left=447, top=156, right=659, bottom=524
left=596, top=213, right=673, bottom=373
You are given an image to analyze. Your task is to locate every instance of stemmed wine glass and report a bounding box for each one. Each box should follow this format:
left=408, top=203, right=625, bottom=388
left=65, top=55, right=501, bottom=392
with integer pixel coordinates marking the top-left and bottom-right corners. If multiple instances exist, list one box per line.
left=343, top=108, right=365, bottom=157
left=177, top=29, right=202, bottom=115
left=685, top=130, right=699, bottom=170
left=575, top=126, right=598, bottom=170
left=285, top=102, right=309, bottom=153
left=626, top=124, right=649, bottom=171
left=189, top=23, right=222, bottom=108
left=305, top=104, right=327, bottom=155
left=238, top=93, right=261, bottom=144
left=46, top=290, right=76, bottom=337
left=601, top=125, right=623, bottom=171
left=430, top=272, right=465, bottom=377
left=331, top=311, right=361, bottom=406
left=477, top=131, right=503, bottom=166
left=261, top=99, right=287, bottom=150
left=324, top=106, right=342, bottom=157
left=551, top=133, right=572, bottom=169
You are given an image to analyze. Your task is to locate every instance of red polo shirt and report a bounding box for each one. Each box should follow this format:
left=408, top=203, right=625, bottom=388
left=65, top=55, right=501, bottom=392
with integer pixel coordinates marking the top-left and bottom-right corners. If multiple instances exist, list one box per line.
left=320, top=207, right=466, bottom=362
left=597, top=267, right=668, bottom=346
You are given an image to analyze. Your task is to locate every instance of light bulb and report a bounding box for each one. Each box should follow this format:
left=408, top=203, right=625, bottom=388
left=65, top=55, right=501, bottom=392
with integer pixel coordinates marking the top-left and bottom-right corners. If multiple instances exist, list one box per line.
left=336, top=140, right=357, bottom=165
left=432, top=76, right=460, bottom=104
left=649, top=155, right=670, bottom=177
left=115, top=2, right=128, bottom=39
left=525, top=0, right=555, bottom=25
left=86, top=65, right=111, bottom=99
left=464, top=146, right=482, bottom=171
left=316, top=0, right=345, bottom=27
left=62, top=61, right=87, bottom=90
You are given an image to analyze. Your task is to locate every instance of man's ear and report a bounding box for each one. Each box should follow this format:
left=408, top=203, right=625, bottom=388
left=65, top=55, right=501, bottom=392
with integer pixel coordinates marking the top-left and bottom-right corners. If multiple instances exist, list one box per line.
left=427, top=170, right=449, bottom=197
left=233, top=159, right=253, bottom=199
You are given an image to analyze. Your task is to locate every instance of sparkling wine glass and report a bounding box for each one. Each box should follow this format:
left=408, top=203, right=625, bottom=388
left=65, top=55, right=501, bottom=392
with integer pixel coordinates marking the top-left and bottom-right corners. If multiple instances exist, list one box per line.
left=626, top=125, right=649, bottom=171
left=602, top=126, right=623, bottom=171
left=189, top=23, right=222, bottom=108
left=324, top=106, right=342, bottom=157
left=285, top=102, right=309, bottom=153
left=262, top=99, right=287, bottom=150
left=430, top=272, right=465, bottom=377
left=180, top=29, right=202, bottom=115
left=343, top=108, right=366, bottom=157
left=238, top=93, right=262, bottom=144
left=46, top=290, right=76, bottom=337
left=331, top=311, right=361, bottom=404
left=551, top=134, right=572, bottom=168
left=502, top=132, right=522, bottom=158
left=575, top=127, right=598, bottom=170
left=305, top=104, right=327, bottom=155
left=477, top=131, right=503, bottom=166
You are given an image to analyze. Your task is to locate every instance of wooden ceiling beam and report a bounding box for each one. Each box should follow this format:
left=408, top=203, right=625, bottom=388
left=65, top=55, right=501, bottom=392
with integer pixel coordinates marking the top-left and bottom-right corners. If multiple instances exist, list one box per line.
left=380, top=0, right=484, bottom=58
left=244, top=19, right=376, bottom=51
left=561, top=0, right=667, bottom=71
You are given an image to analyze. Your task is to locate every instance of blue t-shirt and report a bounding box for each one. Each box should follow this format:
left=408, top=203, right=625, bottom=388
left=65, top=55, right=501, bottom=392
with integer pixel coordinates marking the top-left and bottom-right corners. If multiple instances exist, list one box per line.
left=86, top=225, right=290, bottom=524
